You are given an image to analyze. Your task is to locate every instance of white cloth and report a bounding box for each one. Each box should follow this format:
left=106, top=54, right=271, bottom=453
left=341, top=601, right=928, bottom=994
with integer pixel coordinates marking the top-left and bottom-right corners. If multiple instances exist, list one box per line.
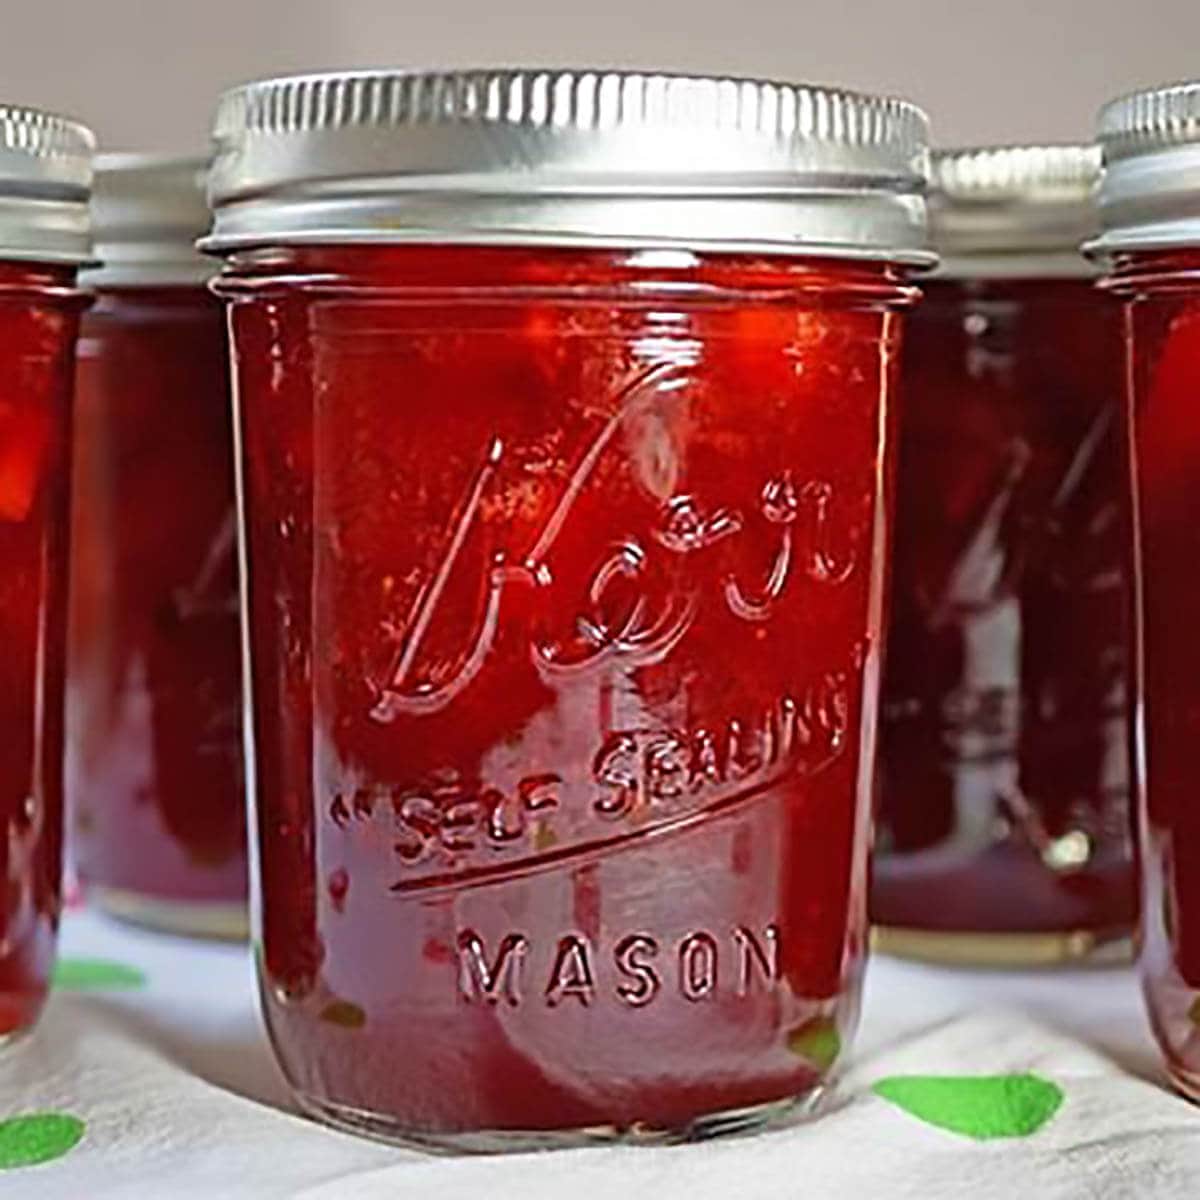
left=1, top=909, right=1196, bottom=1198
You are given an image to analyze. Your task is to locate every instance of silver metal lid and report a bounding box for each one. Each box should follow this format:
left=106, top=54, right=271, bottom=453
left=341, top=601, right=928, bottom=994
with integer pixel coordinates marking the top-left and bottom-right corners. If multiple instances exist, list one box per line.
left=84, top=154, right=212, bottom=287
left=928, top=144, right=1100, bottom=278
left=203, top=68, right=932, bottom=264
left=0, top=104, right=93, bottom=265
left=1090, top=81, right=1200, bottom=257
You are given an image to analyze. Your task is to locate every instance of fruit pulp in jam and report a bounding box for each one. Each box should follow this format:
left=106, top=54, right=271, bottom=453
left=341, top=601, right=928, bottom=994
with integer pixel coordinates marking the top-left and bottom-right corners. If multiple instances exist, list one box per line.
left=0, top=262, right=82, bottom=1039
left=222, top=246, right=912, bottom=1141
left=874, top=278, right=1134, bottom=954
left=1122, top=251, right=1200, bottom=1096
left=67, top=287, right=246, bottom=925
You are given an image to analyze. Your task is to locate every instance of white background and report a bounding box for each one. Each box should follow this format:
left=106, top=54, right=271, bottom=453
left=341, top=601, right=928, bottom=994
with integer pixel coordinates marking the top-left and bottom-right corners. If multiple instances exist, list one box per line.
left=0, top=0, right=1197, bottom=151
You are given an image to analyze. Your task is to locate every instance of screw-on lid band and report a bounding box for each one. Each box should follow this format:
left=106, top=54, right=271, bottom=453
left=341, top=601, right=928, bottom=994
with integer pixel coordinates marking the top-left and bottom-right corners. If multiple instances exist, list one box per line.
left=203, top=68, right=932, bottom=265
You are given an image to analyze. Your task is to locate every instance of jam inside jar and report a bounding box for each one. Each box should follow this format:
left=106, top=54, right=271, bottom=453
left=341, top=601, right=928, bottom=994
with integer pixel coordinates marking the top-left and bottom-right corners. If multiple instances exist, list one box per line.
left=222, top=245, right=913, bottom=1143
left=207, top=67, right=930, bottom=1148
left=0, top=106, right=92, bottom=1044
left=0, top=262, right=87, bottom=1039
left=873, top=146, right=1134, bottom=966
left=66, top=157, right=246, bottom=938
left=1091, top=77, right=1200, bottom=1103
left=68, top=290, right=245, bottom=935
left=1109, top=248, right=1200, bottom=1096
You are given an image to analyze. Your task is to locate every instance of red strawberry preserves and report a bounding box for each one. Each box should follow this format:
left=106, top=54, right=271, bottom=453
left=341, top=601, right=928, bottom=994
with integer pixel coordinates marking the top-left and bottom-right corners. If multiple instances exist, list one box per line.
left=873, top=146, right=1134, bottom=965
left=0, top=264, right=87, bottom=1038
left=0, top=106, right=92, bottom=1044
left=205, top=68, right=930, bottom=1147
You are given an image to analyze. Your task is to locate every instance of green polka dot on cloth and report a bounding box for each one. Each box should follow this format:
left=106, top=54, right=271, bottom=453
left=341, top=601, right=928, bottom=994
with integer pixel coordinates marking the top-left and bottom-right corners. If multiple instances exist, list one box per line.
left=872, top=1072, right=1064, bottom=1140
left=786, top=1017, right=842, bottom=1071
left=0, top=1113, right=85, bottom=1170
left=52, top=957, right=146, bottom=991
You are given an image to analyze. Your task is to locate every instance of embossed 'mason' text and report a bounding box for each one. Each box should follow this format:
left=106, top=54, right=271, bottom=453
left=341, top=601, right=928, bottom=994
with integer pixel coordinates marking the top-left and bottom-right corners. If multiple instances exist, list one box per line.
left=456, top=925, right=781, bottom=1008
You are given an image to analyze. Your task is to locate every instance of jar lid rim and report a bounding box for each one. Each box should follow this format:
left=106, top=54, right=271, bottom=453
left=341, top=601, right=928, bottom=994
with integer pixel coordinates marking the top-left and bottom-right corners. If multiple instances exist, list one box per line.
left=203, top=66, right=931, bottom=262
left=926, top=144, right=1098, bottom=274
left=0, top=102, right=93, bottom=264
left=1092, top=80, right=1200, bottom=256
left=1097, top=80, right=1200, bottom=156
left=212, top=66, right=927, bottom=140
left=932, top=144, right=1098, bottom=202
left=85, top=152, right=213, bottom=286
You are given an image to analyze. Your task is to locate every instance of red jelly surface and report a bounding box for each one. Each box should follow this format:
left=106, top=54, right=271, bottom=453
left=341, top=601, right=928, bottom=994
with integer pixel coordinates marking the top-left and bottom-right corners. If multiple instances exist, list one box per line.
left=1119, top=251, right=1200, bottom=1093
left=874, top=278, right=1134, bottom=941
left=220, top=246, right=913, bottom=1139
left=67, top=288, right=245, bottom=909
left=0, top=262, right=83, bottom=1038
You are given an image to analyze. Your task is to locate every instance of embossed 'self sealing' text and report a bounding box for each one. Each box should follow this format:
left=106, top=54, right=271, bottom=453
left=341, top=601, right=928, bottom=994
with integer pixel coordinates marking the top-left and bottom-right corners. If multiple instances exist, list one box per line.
left=329, top=668, right=852, bottom=892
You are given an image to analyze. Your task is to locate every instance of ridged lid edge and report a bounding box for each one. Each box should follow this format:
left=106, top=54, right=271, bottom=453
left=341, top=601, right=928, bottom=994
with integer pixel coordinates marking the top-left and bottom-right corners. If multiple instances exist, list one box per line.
left=933, top=143, right=1099, bottom=201
left=926, top=143, right=1098, bottom=277
left=203, top=67, right=931, bottom=264
left=1091, top=80, right=1200, bottom=258
left=1097, top=81, right=1200, bottom=159
left=0, top=103, right=94, bottom=264
left=213, top=67, right=928, bottom=157
left=0, top=104, right=94, bottom=179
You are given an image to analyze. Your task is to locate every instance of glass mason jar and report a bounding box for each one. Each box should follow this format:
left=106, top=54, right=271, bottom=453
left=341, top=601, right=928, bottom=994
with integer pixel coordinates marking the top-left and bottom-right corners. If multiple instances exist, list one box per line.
left=1093, top=81, right=1200, bottom=1100
left=67, top=157, right=246, bottom=939
left=873, top=146, right=1134, bottom=966
left=0, top=106, right=93, bottom=1042
left=204, top=68, right=931, bottom=1149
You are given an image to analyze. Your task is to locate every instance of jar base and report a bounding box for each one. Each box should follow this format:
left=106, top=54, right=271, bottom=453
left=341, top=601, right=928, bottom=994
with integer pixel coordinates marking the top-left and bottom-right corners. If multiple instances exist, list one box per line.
left=871, top=924, right=1132, bottom=967
left=91, top=886, right=248, bottom=941
left=1168, top=1062, right=1200, bottom=1104
left=294, top=1087, right=828, bottom=1154
left=0, top=1022, right=35, bottom=1052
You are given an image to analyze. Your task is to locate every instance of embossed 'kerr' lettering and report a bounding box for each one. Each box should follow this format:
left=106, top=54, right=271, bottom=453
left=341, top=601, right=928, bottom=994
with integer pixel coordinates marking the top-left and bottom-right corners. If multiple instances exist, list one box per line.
left=368, top=362, right=862, bottom=724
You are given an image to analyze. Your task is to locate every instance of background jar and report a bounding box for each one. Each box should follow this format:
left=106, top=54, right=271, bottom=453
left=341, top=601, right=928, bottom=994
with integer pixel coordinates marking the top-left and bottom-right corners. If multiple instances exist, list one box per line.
left=204, top=67, right=931, bottom=1150
left=67, top=156, right=246, bottom=939
left=0, top=105, right=92, bottom=1041
left=872, top=145, right=1134, bottom=966
left=1093, top=81, right=1200, bottom=1100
